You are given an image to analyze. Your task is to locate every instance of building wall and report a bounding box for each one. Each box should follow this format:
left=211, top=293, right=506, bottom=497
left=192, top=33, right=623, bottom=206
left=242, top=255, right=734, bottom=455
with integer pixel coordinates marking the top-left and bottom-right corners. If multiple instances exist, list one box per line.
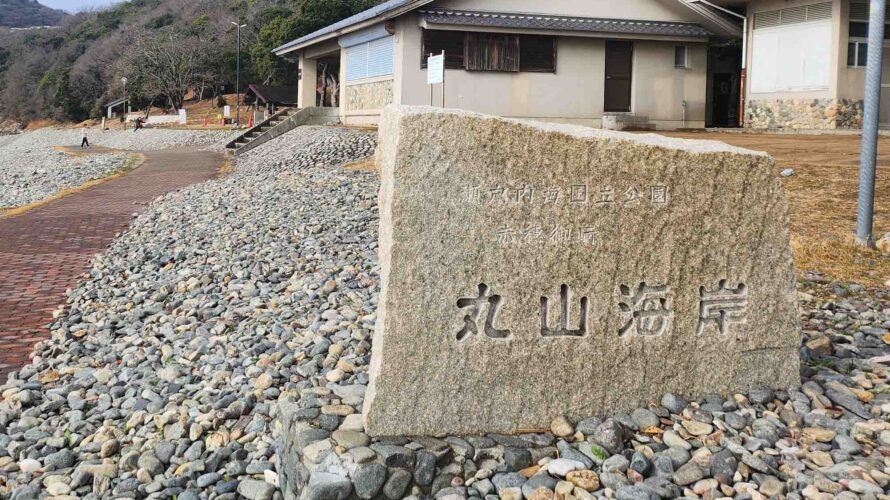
left=743, top=0, right=868, bottom=129
left=343, top=78, right=395, bottom=114
left=392, top=13, right=707, bottom=129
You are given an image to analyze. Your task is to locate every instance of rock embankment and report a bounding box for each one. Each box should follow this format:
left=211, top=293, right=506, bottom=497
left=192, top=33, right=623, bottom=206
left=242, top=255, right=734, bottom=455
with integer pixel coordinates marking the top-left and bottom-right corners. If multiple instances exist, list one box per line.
left=0, top=125, right=378, bottom=499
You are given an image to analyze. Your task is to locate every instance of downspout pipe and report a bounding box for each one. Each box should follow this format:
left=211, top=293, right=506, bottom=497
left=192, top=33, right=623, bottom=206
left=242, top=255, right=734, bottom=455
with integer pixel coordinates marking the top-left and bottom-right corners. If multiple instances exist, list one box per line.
left=682, top=0, right=748, bottom=127
left=856, top=0, right=886, bottom=246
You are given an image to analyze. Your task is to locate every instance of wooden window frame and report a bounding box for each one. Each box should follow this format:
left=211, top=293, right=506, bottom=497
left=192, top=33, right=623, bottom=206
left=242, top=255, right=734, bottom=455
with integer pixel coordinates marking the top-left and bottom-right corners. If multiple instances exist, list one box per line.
left=421, top=29, right=466, bottom=69
left=420, top=29, right=557, bottom=74
left=519, top=35, right=558, bottom=73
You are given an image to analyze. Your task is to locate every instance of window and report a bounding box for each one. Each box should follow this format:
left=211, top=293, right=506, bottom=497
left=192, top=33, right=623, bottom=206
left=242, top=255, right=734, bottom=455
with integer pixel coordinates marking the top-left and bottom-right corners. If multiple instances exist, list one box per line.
left=345, top=36, right=395, bottom=82
left=519, top=35, right=556, bottom=72
left=848, top=2, right=890, bottom=67
left=421, top=29, right=556, bottom=73
left=421, top=29, right=466, bottom=69
left=466, top=33, right=520, bottom=71
left=849, top=41, right=868, bottom=68
left=674, top=45, right=689, bottom=68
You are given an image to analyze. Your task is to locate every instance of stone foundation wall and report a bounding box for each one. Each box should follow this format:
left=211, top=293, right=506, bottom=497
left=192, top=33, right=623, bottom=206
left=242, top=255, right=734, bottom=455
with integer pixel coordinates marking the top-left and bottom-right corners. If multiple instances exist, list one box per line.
left=344, top=79, right=394, bottom=112
left=745, top=99, right=864, bottom=130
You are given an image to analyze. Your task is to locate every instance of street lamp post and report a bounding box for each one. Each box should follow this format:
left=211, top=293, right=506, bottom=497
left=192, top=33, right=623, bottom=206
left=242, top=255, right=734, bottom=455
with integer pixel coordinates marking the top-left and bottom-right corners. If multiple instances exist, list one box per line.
left=231, top=21, right=247, bottom=127
left=121, top=77, right=128, bottom=117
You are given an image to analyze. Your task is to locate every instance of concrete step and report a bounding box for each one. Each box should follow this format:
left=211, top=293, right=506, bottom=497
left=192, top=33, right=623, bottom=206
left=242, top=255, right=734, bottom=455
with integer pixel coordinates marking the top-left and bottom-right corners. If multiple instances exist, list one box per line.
left=602, top=113, right=654, bottom=131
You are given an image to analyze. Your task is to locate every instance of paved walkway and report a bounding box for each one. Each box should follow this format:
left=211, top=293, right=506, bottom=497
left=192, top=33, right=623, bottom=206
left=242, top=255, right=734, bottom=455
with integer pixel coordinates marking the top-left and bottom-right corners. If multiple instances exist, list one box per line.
left=0, top=148, right=222, bottom=380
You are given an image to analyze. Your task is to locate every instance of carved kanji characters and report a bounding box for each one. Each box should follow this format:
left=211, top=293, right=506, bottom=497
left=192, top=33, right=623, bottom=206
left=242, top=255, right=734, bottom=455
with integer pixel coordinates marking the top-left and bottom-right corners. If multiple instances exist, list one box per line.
left=623, top=186, right=640, bottom=206
left=541, top=284, right=588, bottom=337
left=617, top=283, right=673, bottom=338
left=487, top=186, right=506, bottom=204
left=455, top=284, right=511, bottom=341
left=523, top=224, right=544, bottom=242
left=650, top=185, right=669, bottom=205
left=544, top=187, right=562, bottom=204
left=514, top=184, right=535, bottom=204
left=497, top=225, right=517, bottom=245
left=571, top=184, right=589, bottom=204
left=698, top=280, right=748, bottom=336
left=596, top=186, right=615, bottom=206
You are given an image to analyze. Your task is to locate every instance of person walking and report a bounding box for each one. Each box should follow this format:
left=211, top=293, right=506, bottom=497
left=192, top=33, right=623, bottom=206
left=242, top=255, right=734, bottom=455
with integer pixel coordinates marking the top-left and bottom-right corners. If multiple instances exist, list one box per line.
left=80, top=125, right=90, bottom=148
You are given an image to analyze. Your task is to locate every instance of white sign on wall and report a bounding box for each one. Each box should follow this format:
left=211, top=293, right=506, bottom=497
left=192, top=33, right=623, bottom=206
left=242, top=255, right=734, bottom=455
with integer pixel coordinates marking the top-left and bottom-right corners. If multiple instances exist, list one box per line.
left=223, top=105, right=232, bottom=118
left=427, top=53, right=445, bottom=85
left=178, top=109, right=187, bottom=125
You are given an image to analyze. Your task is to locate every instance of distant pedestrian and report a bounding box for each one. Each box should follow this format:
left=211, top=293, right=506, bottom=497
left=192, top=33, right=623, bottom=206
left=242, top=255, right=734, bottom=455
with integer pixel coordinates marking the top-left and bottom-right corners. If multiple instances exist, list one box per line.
left=134, top=117, right=144, bottom=132
left=80, top=126, right=90, bottom=148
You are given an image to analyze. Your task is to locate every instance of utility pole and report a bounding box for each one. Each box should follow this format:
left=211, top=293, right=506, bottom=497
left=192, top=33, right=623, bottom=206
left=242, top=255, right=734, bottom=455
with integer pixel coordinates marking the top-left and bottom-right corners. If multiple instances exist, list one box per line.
left=231, top=21, right=247, bottom=127
left=856, top=0, right=886, bottom=246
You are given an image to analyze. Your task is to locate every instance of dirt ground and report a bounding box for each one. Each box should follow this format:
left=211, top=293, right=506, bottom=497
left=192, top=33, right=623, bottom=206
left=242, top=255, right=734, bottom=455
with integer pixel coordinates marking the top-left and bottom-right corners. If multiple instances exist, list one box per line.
left=661, top=132, right=889, bottom=288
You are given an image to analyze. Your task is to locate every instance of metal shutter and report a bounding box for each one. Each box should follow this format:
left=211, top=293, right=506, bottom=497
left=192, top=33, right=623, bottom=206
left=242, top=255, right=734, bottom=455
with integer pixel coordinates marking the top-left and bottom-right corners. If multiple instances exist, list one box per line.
left=365, top=36, right=394, bottom=79
left=345, top=44, right=369, bottom=82
left=345, top=36, right=394, bottom=82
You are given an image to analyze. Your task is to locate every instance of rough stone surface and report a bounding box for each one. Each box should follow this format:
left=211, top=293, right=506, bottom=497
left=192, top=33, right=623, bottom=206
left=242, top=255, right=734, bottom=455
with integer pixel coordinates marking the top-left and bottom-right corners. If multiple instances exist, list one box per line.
left=746, top=98, right=864, bottom=130
left=364, top=105, right=800, bottom=436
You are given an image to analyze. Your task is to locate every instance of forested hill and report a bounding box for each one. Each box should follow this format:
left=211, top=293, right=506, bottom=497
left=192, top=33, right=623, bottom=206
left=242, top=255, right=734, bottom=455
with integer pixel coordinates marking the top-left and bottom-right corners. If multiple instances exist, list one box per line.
left=0, top=0, right=67, bottom=28
left=0, top=0, right=377, bottom=124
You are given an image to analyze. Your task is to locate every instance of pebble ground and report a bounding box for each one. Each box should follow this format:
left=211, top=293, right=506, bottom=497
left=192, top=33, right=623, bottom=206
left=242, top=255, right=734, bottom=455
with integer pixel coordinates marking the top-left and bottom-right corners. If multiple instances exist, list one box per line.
left=0, top=125, right=887, bottom=500
left=0, top=149, right=223, bottom=380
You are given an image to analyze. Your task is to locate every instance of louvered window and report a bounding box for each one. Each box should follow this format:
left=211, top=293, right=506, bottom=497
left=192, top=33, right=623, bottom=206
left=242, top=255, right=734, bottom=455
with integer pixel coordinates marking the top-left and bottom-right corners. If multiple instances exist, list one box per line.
left=754, top=2, right=832, bottom=29
left=849, top=2, right=890, bottom=21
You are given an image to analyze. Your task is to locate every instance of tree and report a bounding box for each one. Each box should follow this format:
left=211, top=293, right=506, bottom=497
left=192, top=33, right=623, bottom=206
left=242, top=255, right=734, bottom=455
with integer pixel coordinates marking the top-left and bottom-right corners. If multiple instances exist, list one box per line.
left=119, top=28, right=214, bottom=110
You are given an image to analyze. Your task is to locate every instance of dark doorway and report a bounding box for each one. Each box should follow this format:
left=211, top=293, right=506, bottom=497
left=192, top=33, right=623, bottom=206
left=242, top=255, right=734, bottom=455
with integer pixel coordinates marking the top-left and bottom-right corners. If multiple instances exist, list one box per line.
left=605, top=41, right=633, bottom=113
left=317, top=56, right=341, bottom=108
left=706, top=40, right=742, bottom=128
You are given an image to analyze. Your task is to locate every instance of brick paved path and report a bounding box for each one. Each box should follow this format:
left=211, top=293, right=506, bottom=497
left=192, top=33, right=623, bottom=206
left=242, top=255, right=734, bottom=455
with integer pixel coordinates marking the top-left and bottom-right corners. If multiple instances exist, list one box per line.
left=0, top=148, right=222, bottom=380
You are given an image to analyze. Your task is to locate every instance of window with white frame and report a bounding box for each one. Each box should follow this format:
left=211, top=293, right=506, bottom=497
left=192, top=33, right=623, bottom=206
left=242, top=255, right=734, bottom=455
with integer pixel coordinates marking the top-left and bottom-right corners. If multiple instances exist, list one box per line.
left=674, top=45, right=689, bottom=68
left=848, top=2, right=890, bottom=68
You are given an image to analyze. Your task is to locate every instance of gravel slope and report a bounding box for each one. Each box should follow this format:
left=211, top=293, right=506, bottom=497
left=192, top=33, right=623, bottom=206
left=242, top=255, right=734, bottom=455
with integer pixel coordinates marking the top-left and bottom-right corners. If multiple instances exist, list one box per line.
left=0, top=125, right=888, bottom=500
left=0, top=125, right=378, bottom=499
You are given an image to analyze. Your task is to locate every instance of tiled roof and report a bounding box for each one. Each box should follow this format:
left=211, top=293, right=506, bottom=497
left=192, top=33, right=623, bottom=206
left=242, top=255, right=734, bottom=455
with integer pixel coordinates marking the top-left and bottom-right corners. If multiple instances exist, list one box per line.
left=273, top=1, right=713, bottom=55
left=419, top=9, right=712, bottom=38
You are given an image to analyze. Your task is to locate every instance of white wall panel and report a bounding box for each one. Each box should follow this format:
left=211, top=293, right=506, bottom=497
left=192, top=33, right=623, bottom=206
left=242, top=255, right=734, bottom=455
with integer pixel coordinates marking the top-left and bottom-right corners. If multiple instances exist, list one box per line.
left=751, top=21, right=831, bottom=93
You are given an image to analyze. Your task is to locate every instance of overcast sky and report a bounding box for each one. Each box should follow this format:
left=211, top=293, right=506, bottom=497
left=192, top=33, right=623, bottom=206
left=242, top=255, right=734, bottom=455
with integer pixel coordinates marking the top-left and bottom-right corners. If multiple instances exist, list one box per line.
left=40, top=0, right=125, bottom=13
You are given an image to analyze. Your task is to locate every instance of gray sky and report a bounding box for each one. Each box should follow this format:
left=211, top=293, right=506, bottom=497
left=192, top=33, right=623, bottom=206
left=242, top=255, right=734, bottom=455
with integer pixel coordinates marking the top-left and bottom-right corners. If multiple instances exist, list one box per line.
left=40, top=0, right=125, bottom=13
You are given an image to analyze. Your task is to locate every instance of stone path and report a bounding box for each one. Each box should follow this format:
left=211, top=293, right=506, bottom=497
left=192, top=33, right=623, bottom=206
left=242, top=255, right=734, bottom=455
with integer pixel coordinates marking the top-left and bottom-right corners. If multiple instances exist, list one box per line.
left=0, top=148, right=222, bottom=380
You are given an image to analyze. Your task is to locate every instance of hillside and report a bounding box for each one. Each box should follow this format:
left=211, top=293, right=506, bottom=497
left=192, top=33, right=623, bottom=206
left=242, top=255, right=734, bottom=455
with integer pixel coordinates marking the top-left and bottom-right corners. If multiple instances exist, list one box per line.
left=0, top=0, right=67, bottom=28
left=0, top=0, right=377, bottom=124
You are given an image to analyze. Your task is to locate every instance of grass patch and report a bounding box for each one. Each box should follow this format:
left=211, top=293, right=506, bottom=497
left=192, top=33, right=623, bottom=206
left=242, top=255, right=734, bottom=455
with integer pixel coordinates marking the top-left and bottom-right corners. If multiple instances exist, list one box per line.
left=343, top=156, right=377, bottom=173
left=218, top=155, right=236, bottom=175
left=663, top=132, right=890, bottom=287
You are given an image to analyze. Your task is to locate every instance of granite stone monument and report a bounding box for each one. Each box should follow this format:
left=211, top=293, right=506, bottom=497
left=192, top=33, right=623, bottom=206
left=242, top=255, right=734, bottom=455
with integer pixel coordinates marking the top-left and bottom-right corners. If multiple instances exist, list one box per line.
left=364, top=106, right=800, bottom=437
